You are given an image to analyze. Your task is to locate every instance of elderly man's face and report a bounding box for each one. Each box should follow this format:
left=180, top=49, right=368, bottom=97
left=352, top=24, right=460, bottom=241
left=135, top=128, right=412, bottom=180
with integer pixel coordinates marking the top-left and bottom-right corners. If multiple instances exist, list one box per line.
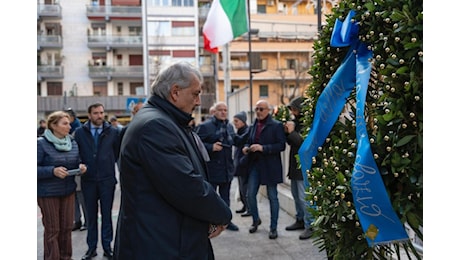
left=254, top=100, right=270, bottom=120
left=172, top=75, right=202, bottom=114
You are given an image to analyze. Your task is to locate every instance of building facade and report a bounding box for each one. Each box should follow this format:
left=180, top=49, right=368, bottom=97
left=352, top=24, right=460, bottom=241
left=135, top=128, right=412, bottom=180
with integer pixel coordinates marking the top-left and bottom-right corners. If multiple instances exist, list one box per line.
left=37, top=0, right=338, bottom=123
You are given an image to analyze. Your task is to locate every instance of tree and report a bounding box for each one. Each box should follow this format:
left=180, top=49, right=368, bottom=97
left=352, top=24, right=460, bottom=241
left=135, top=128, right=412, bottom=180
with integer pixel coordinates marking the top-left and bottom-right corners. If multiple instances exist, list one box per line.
left=276, top=53, right=312, bottom=106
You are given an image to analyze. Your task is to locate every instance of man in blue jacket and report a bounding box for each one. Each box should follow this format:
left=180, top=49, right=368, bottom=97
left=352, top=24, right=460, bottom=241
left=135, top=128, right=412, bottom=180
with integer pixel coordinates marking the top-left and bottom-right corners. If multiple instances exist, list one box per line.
left=74, top=103, right=120, bottom=259
left=242, top=100, right=286, bottom=239
left=114, top=61, right=231, bottom=259
left=196, top=101, right=239, bottom=231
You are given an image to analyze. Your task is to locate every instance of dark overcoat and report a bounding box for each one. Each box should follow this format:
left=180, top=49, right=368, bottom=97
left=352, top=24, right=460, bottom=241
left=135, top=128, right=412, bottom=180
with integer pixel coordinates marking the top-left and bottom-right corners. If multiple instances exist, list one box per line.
left=244, top=115, right=286, bottom=185
left=195, top=116, right=235, bottom=183
left=114, top=95, right=232, bottom=260
left=286, top=116, right=304, bottom=181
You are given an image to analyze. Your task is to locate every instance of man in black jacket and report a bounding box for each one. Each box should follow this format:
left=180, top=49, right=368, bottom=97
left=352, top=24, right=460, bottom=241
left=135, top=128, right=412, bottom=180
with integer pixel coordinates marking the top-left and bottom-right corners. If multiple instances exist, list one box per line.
left=284, top=97, right=313, bottom=240
left=114, top=61, right=232, bottom=259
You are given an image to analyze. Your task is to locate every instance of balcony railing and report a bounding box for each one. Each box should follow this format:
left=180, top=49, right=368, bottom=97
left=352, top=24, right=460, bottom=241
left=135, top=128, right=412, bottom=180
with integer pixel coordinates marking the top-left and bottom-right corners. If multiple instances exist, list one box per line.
left=86, top=5, right=142, bottom=19
left=37, top=4, right=62, bottom=19
left=87, top=35, right=143, bottom=49
left=219, top=62, right=250, bottom=70
left=37, top=35, right=63, bottom=49
left=88, top=65, right=144, bottom=79
left=38, top=66, right=64, bottom=81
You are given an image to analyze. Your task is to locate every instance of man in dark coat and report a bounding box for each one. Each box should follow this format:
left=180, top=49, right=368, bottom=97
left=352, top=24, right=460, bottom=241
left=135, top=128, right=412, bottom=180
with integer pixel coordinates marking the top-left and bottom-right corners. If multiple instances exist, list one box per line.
left=74, top=103, right=120, bottom=259
left=114, top=61, right=232, bottom=260
left=242, top=100, right=286, bottom=240
left=196, top=101, right=239, bottom=231
left=283, top=97, right=313, bottom=240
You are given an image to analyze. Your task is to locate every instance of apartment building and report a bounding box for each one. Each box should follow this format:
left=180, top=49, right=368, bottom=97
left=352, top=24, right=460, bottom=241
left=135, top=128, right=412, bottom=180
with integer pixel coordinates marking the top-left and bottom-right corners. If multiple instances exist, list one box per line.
left=37, top=0, right=337, bottom=123
left=37, top=0, right=144, bottom=121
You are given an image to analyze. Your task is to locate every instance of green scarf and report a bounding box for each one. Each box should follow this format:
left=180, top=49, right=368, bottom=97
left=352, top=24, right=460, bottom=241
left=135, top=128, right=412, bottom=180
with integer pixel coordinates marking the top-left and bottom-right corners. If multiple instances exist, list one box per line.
left=44, top=129, right=72, bottom=151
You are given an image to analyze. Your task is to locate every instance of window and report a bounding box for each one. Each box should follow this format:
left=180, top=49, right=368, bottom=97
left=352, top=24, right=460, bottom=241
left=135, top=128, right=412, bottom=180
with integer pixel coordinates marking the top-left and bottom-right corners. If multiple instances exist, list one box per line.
left=117, top=82, right=123, bottom=95
left=151, top=0, right=169, bottom=7
left=148, top=21, right=170, bottom=36
left=261, top=59, right=268, bottom=70
left=257, top=5, right=266, bottom=14
left=93, top=82, right=107, bottom=96
left=286, top=59, right=297, bottom=69
left=91, top=23, right=106, bottom=35
left=130, top=82, right=144, bottom=95
left=117, top=55, right=123, bottom=66
left=129, top=26, right=142, bottom=36
left=37, top=83, right=42, bottom=96
left=231, top=85, right=240, bottom=93
left=259, top=85, right=268, bottom=97
left=183, top=0, right=193, bottom=6
left=171, top=21, right=195, bottom=36
left=47, top=82, right=62, bottom=96
left=92, top=53, right=107, bottom=66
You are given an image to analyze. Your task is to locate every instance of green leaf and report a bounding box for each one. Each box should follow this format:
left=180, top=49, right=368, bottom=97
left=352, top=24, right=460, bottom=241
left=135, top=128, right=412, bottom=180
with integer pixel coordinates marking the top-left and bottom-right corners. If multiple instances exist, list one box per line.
left=395, top=135, right=416, bottom=147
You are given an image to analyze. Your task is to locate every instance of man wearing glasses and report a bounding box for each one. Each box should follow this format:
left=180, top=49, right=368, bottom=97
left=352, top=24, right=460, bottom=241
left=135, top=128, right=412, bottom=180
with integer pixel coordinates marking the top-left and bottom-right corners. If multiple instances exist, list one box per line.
left=242, top=100, right=286, bottom=239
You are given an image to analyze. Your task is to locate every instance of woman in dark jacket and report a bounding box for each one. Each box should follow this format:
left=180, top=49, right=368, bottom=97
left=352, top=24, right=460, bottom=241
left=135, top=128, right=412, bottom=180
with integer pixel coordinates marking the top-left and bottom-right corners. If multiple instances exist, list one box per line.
left=37, top=111, right=87, bottom=260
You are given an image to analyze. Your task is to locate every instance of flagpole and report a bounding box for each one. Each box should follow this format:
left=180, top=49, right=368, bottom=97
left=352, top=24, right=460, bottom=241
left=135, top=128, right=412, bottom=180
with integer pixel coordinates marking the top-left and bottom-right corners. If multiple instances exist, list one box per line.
left=247, top=0, right=253, bottom=123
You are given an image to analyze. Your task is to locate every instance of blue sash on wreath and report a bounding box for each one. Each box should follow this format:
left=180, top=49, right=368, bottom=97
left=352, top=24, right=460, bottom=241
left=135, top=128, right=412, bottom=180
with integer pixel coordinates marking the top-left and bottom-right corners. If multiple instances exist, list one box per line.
left=298, top=10, right=409, bottom=246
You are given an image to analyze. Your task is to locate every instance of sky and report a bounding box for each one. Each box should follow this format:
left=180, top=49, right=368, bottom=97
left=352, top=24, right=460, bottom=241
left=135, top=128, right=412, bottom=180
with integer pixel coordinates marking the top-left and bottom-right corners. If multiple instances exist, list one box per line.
left=1, top=1, right=457, bottom=259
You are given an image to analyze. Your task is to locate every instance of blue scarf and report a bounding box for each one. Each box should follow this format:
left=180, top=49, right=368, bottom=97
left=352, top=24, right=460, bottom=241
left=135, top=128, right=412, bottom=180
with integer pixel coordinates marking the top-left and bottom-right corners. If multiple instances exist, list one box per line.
left=44, top=129, right=72, bottom=152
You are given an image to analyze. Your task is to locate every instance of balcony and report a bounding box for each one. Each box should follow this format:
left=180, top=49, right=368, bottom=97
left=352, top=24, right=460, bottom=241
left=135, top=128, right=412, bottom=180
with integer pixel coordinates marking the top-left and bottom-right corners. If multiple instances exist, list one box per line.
left=86, top=5, right=142, bottom=20
left=37, top=35, right=63, bottom=50
left=38, top=66, right=64, bottom=81
left=88, top=65, right=144, bottom=79
left=87, top=35, right=143, bottom=49
left=37, top=95, right=146, bottom=114
left=37, top=4, right=62, bottom=19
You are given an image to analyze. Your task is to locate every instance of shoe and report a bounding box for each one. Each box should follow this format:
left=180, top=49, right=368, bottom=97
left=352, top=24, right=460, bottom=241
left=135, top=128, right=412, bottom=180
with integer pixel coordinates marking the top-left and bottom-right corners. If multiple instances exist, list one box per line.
left=80, top=224, right=87, bottom=231
left=236, top=207, right=246, bottom=213
left=103, top=248, right=113, bottom=259
left=285, top=219, right=305, bottom=231
left=269, top=229, right=278, bottom=239
left=249, top=219, right=262, bottom=233
left=81, top=248, right=97, bottom=260
left=241, top=211, right=251, bottom=217
left=72, top=221, right=82, bottom=231
left=299, top=228, right=313, bottom=240
left=226, top=222, right=239, bottom=231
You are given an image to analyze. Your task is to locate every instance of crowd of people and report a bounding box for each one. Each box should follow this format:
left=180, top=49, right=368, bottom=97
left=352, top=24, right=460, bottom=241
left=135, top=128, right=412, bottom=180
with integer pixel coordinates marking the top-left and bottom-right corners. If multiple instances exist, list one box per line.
left=37, top=61, right=312, bottom=260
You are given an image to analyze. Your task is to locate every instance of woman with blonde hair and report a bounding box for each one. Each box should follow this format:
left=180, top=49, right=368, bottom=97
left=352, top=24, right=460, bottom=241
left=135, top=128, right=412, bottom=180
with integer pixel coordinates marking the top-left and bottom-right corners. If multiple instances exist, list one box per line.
left=37, top=111, right=87, bottom=260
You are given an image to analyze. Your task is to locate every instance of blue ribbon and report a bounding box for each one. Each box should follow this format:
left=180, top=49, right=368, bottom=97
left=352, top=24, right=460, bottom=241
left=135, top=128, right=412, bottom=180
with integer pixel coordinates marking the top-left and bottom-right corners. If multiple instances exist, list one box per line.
left=298, top=10, right=408, bottom=245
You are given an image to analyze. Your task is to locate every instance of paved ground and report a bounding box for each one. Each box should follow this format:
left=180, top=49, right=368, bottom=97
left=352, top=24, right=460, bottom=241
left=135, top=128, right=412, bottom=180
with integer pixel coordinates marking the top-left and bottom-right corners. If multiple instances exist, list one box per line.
left=37, top=173, right=328, bottom=260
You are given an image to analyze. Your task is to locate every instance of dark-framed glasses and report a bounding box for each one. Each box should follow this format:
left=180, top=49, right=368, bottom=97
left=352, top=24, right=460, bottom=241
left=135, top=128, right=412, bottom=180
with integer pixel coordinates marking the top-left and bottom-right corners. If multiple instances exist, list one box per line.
left=255, top=107, right=267, bottom=112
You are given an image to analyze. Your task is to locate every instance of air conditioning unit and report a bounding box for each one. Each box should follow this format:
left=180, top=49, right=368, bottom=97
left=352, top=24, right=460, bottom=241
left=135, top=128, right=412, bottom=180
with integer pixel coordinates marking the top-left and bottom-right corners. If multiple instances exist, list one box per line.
left=267, top=0, right=275, bottom=6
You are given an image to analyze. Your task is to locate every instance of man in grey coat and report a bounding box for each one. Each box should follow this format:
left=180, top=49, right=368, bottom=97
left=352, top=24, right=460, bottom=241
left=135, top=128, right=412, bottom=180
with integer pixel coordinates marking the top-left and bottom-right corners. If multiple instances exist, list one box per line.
left=114, top=61, right=232, bottom=260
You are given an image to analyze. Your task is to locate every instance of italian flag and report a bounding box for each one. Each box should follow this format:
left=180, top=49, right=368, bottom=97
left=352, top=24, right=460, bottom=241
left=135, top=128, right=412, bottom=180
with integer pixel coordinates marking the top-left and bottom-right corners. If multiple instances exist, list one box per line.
left=203, top=0, right=248, bottom=53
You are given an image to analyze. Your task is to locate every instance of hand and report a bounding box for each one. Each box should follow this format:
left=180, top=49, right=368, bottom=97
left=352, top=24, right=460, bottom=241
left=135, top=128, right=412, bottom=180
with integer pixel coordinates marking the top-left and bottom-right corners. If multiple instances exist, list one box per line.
left=53, top=166, right=67, bottom=179
left=285, top=121, right=295, bottom=134
left=242, top=147, right=249, bottom=155
left=208, top=224, right=226, bottom=239
left=249, top=144, right=263, bottom=153
left=79, top=164, right=87, bottom=175
left=213, top=142, right=223, bottom=152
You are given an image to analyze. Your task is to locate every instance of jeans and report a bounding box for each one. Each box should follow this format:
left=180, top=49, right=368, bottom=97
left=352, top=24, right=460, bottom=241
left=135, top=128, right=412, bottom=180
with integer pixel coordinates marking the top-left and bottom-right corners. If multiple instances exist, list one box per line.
left=247, top=167, right=279, bottom=230
left=291, top=179, right=313, bottom=228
